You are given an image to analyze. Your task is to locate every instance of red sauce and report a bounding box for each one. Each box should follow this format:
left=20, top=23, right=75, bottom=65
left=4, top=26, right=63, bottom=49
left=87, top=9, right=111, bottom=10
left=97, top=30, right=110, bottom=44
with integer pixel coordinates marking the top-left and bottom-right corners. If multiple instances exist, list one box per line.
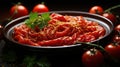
left=13, top=13, right=105, bottom=46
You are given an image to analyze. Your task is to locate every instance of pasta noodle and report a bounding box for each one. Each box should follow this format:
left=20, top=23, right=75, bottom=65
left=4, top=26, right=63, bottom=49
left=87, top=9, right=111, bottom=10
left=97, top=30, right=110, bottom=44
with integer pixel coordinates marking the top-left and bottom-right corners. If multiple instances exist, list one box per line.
left=13, top=13, right=105, bottom=46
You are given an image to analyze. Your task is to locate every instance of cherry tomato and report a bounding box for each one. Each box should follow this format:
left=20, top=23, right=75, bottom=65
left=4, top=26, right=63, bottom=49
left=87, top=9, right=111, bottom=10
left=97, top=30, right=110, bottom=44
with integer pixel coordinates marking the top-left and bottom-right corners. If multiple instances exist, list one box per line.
left=115, top=24, right=120, bottom=33
left=32, top=3, right=49, bottom=13
left=105, top=43, right=120, bottom=60
left=89, top=6, right=104, bottom=15
left=102, top=13, right=116, bottom=23
left=10, top=3, right=29, bottom=19
left=113, top=35, right=120, bottom=43
left=0, top=25, right=3, bottom=40
left=82, top=48, right=104, bottom=67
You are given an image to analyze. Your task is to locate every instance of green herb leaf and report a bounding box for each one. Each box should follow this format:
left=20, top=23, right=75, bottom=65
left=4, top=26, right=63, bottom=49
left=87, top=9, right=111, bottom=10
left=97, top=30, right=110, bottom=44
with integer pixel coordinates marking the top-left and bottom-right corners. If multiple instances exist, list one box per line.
left=23, top=56, right=50, bottom=67
left=25, top=12, right=50, bottom=29
left=23, top=56, right=36, bottom=67
left=41, top=12, right=51, bottom=22
left=37, top=57, right=50, bottom=67
left=25, top=12, right=38, bottom=29
left=29, top=12, right=38, bottom=23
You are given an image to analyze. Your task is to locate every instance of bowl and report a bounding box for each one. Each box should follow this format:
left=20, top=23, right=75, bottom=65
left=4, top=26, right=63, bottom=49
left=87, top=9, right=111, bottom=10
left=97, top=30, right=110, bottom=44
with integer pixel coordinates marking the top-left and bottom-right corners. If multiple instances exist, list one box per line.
left=1, top=11, right=114, bottom=53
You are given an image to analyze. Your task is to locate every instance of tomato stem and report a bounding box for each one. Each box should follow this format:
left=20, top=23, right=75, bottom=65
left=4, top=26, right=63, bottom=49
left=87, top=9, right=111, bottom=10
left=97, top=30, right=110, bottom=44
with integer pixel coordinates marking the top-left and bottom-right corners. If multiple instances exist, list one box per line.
left=87, top=42, right=106, bottom=53
left=17, top=2, right=21, bottom=5
left=77, top=42, right=105, bottom=53
left=118, top=31, right=120, bottom=36
left=104, top=4, right=120, bottom=13
left=7, top=2, right=22, bottom=21
left=89, top=48, right=97, bottom=55
left=41, top=2, right=45, bottom=4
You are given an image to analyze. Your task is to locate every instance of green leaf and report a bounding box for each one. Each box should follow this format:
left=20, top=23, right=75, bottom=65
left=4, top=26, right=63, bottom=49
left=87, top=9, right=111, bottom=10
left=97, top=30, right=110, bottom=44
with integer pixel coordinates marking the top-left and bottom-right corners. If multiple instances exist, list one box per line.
left=41, top=12, right=51, bottom=22
left=25, top=19, right=31, bottom=27
left=38, top=21, right=45, bottom=29
left=37, top=57, right=50, bottom=67
left=25, top=12, right=51, bottom=30
left=23, top=56, right=36, bottom=67
left=29, top=12, right=38, bottom=23
left=38, top=12, right=50, bottom=29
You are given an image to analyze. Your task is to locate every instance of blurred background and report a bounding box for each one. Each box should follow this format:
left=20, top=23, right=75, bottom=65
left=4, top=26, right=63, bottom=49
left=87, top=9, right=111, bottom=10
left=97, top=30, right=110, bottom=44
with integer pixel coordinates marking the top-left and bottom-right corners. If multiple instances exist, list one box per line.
left=0, top=0, right=120, bottom=22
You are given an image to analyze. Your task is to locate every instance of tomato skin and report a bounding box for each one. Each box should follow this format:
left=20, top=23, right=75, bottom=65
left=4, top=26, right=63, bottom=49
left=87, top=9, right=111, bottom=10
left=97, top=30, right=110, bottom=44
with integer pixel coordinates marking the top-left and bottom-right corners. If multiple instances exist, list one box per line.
left=10, top=4, right=28, bottom=19
left=82, top=49, right=104, bottom=67
left=32, top=4, right=49, bottom=13
left=105, top=43, right=120, bottom=60
left=89, top=6, right=104, bottom=15
left=115, top=24, right=120, bottom=32
left=113, top=35, right=120, bottom=43
left=102, top=13, right=116, bottom=23
left=0, top=25, right=3, bottom=39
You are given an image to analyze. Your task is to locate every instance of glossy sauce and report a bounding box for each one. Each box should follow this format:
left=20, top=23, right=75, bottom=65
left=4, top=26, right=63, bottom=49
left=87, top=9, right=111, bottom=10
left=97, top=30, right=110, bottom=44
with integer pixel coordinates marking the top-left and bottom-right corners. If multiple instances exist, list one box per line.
left=13, top=13, right=106, bottom=46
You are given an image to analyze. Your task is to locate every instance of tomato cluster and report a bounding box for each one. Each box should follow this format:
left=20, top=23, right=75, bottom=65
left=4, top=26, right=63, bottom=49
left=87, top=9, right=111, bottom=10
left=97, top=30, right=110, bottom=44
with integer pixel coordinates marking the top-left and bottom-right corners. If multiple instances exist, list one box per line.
left=81, top=5, right=120, bottom=67
left=9, top=2, right=49, bottom=19
left=89, top=6, right=117, bottom=25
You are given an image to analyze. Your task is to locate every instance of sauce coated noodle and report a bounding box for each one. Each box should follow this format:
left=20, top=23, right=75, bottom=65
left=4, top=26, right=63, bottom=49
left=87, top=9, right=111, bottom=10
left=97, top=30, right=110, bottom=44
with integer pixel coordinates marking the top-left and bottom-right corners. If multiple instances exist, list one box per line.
left=13, top=13, right=105, bottom=46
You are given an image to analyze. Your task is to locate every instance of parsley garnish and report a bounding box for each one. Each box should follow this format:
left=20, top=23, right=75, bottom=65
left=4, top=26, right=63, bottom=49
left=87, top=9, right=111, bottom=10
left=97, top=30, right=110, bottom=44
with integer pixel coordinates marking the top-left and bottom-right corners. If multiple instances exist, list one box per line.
left=23, top=56, right=50, bottom=67
left=25, top=12, right=51, bottom=29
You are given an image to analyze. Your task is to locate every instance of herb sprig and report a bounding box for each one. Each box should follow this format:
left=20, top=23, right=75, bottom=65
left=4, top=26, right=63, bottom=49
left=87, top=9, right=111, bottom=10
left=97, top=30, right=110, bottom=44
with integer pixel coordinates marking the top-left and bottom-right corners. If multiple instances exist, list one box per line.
left=23, top=56, right=50, bottom=67
left=25, top=12, right=51, bottom=29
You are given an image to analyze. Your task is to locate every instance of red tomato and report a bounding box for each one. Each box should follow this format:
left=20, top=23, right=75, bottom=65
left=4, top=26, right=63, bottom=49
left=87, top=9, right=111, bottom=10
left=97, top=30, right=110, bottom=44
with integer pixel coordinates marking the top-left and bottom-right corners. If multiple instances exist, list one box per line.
left=82, top=48, right=104, bottom=67
left=10, top=4, right=29, bottom=19
left=32, top=4, right=49, bottom=13
left=105, top=43, right=120, bottom=60
left=102, top=13, right=116, bottom=23
left=113, top=35, right=120, bottom=43
left=0, top=25, right=3, bottom=39
left=89, top=6, right=104, bottom=15
left=115, top=24, right=120, bottom=32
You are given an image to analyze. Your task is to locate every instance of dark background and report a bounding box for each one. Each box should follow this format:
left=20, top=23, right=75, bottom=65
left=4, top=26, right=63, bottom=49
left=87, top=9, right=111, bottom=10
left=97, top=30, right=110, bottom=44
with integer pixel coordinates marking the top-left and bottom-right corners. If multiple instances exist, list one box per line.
left=0, top=0, right=120, bottom=22
left=1, top=0, right=120, bottom=11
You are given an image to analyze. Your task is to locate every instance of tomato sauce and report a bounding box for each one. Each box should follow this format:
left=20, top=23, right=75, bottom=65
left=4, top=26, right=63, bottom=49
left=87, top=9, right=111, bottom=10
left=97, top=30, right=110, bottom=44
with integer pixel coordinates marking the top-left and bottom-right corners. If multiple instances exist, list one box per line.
left=13, top=13, right=106, bottom=46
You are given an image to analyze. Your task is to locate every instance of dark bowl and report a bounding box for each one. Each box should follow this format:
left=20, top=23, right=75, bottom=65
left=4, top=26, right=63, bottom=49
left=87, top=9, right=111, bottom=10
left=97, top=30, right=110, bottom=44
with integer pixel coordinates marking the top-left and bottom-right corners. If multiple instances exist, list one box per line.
left=2, top=11, right=113, bottom=54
